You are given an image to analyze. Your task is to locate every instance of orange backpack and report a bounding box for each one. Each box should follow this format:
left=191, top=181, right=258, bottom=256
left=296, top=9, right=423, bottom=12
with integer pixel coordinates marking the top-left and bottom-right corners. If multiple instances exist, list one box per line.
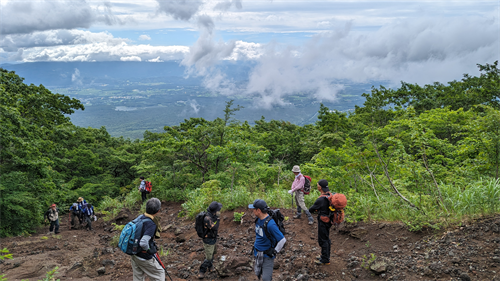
left=320, top=192, right=347, bottom=225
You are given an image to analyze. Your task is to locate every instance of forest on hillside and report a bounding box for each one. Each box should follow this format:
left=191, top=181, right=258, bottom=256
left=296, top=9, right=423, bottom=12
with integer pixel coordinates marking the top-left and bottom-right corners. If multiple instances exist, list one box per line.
left=1, top=61, right=499, bottom=237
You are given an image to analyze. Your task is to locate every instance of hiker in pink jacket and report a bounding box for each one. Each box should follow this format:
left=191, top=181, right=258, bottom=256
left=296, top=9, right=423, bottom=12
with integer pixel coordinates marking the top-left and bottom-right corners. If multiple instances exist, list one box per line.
left=288, top=165, right=314, bottom=224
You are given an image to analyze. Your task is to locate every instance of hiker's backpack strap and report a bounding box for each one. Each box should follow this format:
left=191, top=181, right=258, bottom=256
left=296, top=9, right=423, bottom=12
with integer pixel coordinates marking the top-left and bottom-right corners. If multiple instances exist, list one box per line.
left=262, top=216, right=277, bottom=257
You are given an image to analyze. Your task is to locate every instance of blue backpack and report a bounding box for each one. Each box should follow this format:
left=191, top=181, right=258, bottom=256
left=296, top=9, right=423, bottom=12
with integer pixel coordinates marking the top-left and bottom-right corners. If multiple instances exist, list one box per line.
left=118, top=216, right=151, bottom=255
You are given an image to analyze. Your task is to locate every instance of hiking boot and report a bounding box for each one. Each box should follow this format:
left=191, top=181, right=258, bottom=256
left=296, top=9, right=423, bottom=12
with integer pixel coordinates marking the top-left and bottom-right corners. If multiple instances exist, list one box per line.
left=293, top=214, right=301, bottom=219
left=315, top=260, right=330, bottom=265
left=316, top=255, right=321, bottom=260
left=198, top=272, right=205, bottom=279
left=308, top=220, right=314, bottom=225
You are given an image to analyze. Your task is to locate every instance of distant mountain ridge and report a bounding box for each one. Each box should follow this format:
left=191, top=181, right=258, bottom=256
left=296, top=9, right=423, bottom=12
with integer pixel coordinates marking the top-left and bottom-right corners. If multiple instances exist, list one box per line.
left=0, top=61, right=253, bottom=87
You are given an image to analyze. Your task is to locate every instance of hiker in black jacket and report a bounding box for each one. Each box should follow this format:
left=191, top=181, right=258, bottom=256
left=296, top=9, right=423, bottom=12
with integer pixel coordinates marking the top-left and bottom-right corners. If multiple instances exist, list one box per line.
left=198, top=201, right=222, bottom=279
left=44, top=204, right=60, bottom=235
left=309, top=179, right=332, bottom=265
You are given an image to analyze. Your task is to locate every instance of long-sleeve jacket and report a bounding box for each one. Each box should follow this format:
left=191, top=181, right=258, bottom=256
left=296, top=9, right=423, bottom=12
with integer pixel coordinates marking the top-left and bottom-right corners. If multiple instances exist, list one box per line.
left=309, top=193, right=332, bottom=219
left=82, top=205, right=94, bottom=217
left=290, top=174, right=305, bottom=192
left=202, top=211, right=220, bottom=245
left=44, top=208, right=60, bottom=221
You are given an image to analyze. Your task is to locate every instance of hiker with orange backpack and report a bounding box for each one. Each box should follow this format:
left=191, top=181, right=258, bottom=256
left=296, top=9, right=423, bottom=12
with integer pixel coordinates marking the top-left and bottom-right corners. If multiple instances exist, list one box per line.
left=288, top=165, right=314, bottom=225
left=309, top=179, right=347, bottom=265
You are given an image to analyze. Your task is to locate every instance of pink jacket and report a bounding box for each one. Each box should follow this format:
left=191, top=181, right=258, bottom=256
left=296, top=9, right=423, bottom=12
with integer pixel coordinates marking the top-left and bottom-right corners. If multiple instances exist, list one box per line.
left=291, top=174, right=305, bottom=192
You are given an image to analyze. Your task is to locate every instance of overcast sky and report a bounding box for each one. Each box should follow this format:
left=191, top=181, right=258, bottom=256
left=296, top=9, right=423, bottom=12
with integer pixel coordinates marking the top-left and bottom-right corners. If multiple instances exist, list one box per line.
left=1, top=0, right=499, bottom=107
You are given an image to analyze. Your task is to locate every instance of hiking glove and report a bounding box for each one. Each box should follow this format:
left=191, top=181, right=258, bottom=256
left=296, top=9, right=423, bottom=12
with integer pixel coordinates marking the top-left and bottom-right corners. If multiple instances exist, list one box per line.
left=288, top=190, right=293, bottom=194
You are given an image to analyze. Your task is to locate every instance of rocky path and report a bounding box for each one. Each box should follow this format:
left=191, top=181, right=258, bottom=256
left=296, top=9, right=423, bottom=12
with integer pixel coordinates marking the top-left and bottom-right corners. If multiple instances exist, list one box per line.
left=2, top=202, right=500, bottom=280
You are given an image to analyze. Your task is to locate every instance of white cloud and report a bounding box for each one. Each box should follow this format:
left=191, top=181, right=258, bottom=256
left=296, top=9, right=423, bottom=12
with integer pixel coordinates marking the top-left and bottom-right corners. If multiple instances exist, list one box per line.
left=138, top=34, right=151, bottom=41
left=18, top=42, right=189, bottom=62
left=120, top=56, right=142, bottom=61
left=0, top=0, right=125, bottom=35
left=148, top=56, right=164, bottom=62
left=0, top=30, right=127, bottom=52
left=71, top=68, right=83, bottom=85
left=199, top=15, right=500, bottom=108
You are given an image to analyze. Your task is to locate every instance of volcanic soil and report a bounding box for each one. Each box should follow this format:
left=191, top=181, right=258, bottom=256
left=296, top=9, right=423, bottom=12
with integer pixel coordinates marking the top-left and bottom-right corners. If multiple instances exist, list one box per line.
left=2, top=201, right=500, bottom=281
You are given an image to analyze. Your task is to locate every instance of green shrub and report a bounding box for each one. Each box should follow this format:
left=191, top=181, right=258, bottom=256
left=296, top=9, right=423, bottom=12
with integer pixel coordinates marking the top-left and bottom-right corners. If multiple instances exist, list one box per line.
left=233, top=212, right=245, bottom=222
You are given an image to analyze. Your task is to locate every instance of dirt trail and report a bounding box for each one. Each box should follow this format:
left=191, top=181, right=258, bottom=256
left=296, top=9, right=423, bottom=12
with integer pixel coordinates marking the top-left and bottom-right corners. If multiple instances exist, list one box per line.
left=2, top=201, right=500, bottom=281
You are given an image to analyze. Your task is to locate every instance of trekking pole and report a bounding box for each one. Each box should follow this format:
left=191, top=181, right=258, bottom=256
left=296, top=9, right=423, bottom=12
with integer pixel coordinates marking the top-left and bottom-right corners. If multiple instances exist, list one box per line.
left=153, top=252, right=173, bottom=281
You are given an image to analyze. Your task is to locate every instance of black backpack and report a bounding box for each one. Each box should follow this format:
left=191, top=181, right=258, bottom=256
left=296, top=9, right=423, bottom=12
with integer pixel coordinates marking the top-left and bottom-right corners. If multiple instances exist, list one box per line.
left=303, top=175, right=312, bottom=194
left=255, top=209, right=286, bottom=257
left=195, top=211, right=207, bottom=238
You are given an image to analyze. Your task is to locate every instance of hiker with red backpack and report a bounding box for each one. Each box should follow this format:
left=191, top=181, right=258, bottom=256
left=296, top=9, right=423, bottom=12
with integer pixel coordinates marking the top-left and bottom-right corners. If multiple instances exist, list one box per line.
left=138, top=176, right=152, bottom=203
left=288, top=165, right=314, bottom=225
left=196, top=201, right=222, bottom=279
left=309, top=179, right=347, bottom=265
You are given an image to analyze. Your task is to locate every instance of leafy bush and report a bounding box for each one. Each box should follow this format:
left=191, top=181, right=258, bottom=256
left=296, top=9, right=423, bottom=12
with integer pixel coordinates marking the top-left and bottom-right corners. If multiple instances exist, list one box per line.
left=233, top=212, right=245, bottom=222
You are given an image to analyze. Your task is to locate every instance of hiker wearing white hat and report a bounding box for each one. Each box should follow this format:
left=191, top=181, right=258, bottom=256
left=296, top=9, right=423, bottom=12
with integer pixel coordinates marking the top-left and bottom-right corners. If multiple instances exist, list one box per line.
left=288, top=165, right=314, bottom=224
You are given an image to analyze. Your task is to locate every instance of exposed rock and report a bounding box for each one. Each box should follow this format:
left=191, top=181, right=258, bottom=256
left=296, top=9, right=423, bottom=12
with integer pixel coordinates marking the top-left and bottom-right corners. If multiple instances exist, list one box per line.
left=459, top=272, right=471, bottom=281
left=69, top=262, right=83, bottom=271
left=102, top=259, right=116, bottom=267
left=349, top=227, right=368, bottom=239
left=175, top=236, right=186, bottom=243
left=162, top=224, right=173, bottom=232
left=174, top=228, right=183, bottom=236
left=370, top=260, right=388, bottom=273
left=97, top=267, right=106, bottom=275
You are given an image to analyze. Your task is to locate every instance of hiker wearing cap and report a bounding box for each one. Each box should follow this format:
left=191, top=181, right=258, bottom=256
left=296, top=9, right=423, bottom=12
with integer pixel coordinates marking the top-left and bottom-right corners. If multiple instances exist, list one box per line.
left=288, top=165, right=314, bottom=225
left=198, top=201, right=222, bottom=279
left=130, top=198, right=165, bottom=281
left=44, top=204, right=60, bottom=235
left=249, top=199, right=286, bottom=281
left=309, top=179, right=333, bottom=265
left=138, top=176, right=147, bottom=203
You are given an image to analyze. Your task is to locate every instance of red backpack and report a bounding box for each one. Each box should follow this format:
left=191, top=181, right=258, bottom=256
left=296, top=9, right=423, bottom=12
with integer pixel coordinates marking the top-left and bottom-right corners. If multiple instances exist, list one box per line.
left=320, top=192, right=347, bottom=225
left=145, top=181, right=152, bottom=193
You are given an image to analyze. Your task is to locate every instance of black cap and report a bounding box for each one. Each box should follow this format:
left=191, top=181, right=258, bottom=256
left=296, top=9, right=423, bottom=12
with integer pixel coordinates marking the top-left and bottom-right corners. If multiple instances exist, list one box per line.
left=208, top=201, right=222, bottom=213
left=318, top=179, right=329, bottom=191
left=248, top=199, right=268, bottom=211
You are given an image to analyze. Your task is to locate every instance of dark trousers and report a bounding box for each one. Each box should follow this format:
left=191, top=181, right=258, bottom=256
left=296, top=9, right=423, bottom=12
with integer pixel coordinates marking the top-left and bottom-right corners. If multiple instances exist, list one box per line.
left=141, top=190, right=147, bottom=203
left=49, top=219, right=60, bottom=234
left=71, top=212, right=81, bottom=227
left=318, top=219, right=332, bottom=263
left=84, top=215, right=93, bottom=230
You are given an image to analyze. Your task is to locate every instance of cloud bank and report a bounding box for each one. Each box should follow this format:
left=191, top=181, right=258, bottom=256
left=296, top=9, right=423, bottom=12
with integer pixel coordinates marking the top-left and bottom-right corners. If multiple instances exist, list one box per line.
left=0, top=0, right=124, bottom=35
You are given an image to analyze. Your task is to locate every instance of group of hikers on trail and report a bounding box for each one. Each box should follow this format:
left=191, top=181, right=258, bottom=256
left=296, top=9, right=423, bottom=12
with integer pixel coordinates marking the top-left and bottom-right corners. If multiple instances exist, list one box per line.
left=121, top=165, right=347, bottom=281
left=44, top=196, right=96, bottom=235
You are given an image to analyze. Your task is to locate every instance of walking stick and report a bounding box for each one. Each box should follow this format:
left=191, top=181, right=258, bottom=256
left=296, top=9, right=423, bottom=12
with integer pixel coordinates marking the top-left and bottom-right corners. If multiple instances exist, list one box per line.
left=153, top=252, right=173, bottom=281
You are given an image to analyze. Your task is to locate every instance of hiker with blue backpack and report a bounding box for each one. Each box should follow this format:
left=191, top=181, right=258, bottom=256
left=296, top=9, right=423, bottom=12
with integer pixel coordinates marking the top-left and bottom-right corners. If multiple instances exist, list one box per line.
left=119, top=198, right=165, bottom=281
left=82, top=203, right=95, bottom=231
left=195, top=201, right=222, bottom=279
left=288, top=165, right=314, bottom=225
left=249, top=199, right=286, bottom=281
